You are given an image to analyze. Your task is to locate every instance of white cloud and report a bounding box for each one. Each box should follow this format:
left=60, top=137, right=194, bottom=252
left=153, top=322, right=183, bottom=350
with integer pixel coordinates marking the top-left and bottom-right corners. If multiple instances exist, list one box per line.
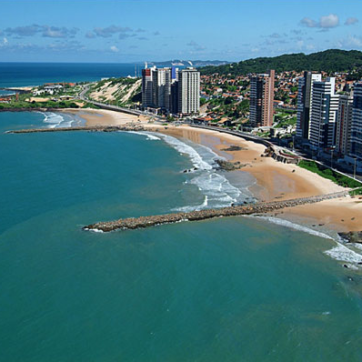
left=94, top=26, right=132, bottom=38
left=3, top=37, right=8, bottom=45
left=336, top=35, right=362, bottom=48
left=345, top=17, right=359, bottom=26
left=300, top=14, right=339, bottom=29
left=110, top=45, right=119, bottom=52
left=187, top=40, right=205, bottom=51
left=320, top=14, right=339, bottom=28
left=300, top=17, right=318, bottom=28
left=4, top=24, right=78, bottom=38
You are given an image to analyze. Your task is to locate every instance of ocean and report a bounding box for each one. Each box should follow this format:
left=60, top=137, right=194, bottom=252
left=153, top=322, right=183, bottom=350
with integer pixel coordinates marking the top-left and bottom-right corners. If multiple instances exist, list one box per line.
left=1, top=64, right=362, bottom=361
left=0, top=62, right=137, bottom=88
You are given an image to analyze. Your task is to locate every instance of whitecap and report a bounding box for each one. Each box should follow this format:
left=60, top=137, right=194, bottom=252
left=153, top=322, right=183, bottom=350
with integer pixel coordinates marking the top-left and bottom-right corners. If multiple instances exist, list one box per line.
left=38, top=111, right=73, bottom=128
left=249, top=216, right=334, bottom=240
left=90, top=228, right=104, bottom=233
left=127, top=131, right=161, bottom=141
left=175, top=196, right=209, bottom=212
left=324, top=243, right=362, bottom=264
left=158, top=134, right=212, bottom=170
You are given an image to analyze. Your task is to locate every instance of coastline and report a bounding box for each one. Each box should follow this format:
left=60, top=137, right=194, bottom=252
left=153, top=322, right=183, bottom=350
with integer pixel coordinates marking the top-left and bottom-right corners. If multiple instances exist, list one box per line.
left=40, top=108, right=362, bottom=234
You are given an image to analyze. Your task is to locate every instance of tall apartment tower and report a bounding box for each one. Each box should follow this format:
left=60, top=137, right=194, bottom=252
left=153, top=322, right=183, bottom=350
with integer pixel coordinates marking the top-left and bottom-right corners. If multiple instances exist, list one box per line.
left=249, top=70, right=275, bottom=128
left=309, top=77, right=339, bottom=149
left=350, top=82, right=362, bottom=160
left=178, top=68, right=200, bottom=115
left=153, top=68, right=172, bottom=110
left=296, top=71, right=322, bottom=139
left=170, top=66, right=179, bottom=114
left=141, top=67, right=155, bottom=108
left=335, top=93, right=354, bottom=156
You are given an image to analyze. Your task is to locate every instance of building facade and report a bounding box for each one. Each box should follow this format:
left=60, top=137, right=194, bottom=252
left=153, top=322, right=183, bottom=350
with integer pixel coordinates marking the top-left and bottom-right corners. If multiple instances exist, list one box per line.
left=335, top=93, right=353, bottom=156
left=178, top=68, right=200, bottom=115
left=141, top=67, right=155, bottom=108
left=309, top=77, right=339, bottom=149
left=296, top=72, right=322, bottom=139
left=142, top=66, right=199, bottom=115
left=249, top=70, right=275, bottom=127
left=350, top=82, right=362, bottom=160
left=153, top=68, right=172, bottom=110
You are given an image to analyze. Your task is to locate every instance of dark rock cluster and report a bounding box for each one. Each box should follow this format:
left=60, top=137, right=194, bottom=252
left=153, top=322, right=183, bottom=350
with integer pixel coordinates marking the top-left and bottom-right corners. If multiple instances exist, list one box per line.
left=339, top=231, right=362, bottom=243
left=215, top=159, right=248, bottom=171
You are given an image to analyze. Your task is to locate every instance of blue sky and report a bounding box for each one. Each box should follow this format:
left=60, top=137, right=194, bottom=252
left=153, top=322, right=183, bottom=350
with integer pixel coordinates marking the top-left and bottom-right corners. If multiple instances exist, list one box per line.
left=0, top=0, right=362, bottom=63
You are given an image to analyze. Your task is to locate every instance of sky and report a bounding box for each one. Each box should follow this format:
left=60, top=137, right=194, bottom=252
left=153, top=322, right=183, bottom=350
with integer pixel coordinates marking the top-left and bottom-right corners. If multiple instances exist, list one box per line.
left=0, top=0, right=362, bottom=63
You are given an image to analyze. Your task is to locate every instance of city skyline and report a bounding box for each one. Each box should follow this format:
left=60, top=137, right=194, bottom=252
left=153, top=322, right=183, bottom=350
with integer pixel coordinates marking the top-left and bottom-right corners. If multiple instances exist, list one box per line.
left=1, top=0, right=362, bottom=63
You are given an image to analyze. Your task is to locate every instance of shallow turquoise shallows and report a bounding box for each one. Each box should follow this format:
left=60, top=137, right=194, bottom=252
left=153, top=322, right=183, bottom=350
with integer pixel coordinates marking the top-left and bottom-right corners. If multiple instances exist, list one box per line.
left=1, top=112, right=362, bottom=362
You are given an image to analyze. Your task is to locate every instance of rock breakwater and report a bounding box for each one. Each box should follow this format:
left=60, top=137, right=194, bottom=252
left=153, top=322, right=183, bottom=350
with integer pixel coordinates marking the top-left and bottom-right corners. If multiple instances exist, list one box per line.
left=84, top=191, right=350, bottom=232
left=5, top=124, right=146, bottom=134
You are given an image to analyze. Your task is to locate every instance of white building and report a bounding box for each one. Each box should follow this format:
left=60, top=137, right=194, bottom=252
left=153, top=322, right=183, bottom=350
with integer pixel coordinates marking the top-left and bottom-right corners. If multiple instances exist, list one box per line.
left=350, top=82, right=362, bottom=161
left=153, top=68, right=172, bottom=110
left=309, top=77, right=339, bottom=149
left=178, top=68, right=200, bottom=115
left=335, top=93, right=353, bottom=156
left=296, top=72, right=322, bottom=139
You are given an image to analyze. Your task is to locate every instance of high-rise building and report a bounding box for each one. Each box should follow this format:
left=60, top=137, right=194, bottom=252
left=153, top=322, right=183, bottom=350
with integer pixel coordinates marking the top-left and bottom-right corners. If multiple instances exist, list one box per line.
left=141, top=65, right=199, bottom=115
left=153, top=68, right=172, bottom=110
left=249, top=70, right=275, bottom=128
left=309, top=77, right=339, bottom=149
left=141, top=67, right=155, bottom=108
left=350, top=82, right=362, bottom=160
left=335, top=93, right=353, bottom=156
left=296, top=72, right=322, bottom=139
left=178, top=68, right=200, bottom=115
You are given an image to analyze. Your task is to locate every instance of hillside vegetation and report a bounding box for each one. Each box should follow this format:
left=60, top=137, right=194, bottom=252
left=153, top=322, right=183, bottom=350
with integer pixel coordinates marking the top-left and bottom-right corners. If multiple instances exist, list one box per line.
left=201, top=49, right=362, bottom=76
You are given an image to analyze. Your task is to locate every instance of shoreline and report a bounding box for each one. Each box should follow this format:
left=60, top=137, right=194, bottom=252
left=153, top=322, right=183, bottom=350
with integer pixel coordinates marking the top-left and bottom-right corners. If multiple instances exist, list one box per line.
left=75, top=108, right=362, bottom=235
left=10, top=107, right=362, bottom=235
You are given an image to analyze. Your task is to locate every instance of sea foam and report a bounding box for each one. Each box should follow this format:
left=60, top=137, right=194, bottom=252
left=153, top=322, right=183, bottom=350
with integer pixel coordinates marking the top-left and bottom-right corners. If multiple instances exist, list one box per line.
left=39, top=112, right=73, bottom=128
left=250, top=216, right=334, bottom=240
left=324, top=243, right=362, bottom=264
left=155, top=133, right=251, bottom=211
left=127, top=131, right=161, bottom=141
left=252, top=216, right=362, bottom=267
left=158, top=134, right=212, bottom=171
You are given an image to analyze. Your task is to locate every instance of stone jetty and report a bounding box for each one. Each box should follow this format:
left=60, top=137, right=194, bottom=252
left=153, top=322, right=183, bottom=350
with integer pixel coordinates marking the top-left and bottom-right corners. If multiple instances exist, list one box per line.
left=83, top=191, right=350, bottom=232
left=5, top=124, right=146, bottom=134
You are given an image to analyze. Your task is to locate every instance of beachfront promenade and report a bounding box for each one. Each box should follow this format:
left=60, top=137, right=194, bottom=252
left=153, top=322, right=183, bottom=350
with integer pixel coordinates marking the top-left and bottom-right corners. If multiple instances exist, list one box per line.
left=83, top=190, right=351, bottom=232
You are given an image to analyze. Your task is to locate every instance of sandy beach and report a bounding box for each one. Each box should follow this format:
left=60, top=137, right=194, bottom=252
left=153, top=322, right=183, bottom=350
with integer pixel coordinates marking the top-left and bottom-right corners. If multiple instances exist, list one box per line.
left=69, top=108, right=362, bottom=233
left=62, top=108, right=142, bottom=126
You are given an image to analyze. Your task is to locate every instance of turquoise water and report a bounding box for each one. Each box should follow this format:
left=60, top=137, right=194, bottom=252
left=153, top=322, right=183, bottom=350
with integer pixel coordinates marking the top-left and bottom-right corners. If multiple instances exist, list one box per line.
left=1, top=112, right=362, bottom=361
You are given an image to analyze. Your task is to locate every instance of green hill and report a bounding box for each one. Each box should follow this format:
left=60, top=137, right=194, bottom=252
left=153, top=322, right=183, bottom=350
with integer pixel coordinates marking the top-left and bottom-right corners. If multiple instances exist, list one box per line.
left=200, top=49, right=362, bottom=76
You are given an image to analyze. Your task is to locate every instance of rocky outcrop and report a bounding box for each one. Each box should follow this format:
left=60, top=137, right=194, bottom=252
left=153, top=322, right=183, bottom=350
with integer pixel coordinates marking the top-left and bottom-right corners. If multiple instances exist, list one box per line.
left=215, top=159, right=249, bottom=171
left=84, top=190, right=350, bottom=232
left=221, top=145, right=246, bottom=151
left=339, top=231, right=362, bottom=243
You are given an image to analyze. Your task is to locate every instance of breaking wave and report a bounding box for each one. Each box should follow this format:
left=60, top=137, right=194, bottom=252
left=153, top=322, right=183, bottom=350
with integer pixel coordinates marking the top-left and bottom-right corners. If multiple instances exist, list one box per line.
left=154, top=134, right=253, bottom=211
left=38, top=112, right=82, bottom=128
left=250, top=216, right=334, bottom=239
